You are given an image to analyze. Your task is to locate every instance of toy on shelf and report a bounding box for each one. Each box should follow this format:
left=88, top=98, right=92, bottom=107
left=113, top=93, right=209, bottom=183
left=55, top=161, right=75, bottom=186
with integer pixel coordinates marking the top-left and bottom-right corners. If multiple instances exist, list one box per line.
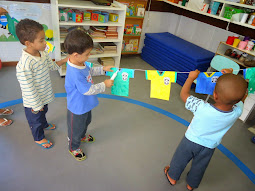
left=91, top=11, right=100, bottom=21
left=99, top=11, right=109, bottom=23
left=84, top=11, right=91, bottom=21
left=109, top=13, right=119, bottom=22
left=72, top=11, right=83, bottom=23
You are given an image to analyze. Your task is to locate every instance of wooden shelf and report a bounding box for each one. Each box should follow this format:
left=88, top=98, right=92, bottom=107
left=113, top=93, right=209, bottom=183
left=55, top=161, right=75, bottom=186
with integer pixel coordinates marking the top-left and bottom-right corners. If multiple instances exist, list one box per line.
left=60, top=38, right=122, bottom=43
left=221, top=42, right=255, bottom=56
left=122, top=51, right=139, bottom=54
left=58, top=0, right=125, bottom=11
left=159, top=0, right=255, bottom=29
left=59, top=20, right=123, bottom=27
left=126, top=16, right=144, bottom=19
left=124, top=34, right=141, bottom=37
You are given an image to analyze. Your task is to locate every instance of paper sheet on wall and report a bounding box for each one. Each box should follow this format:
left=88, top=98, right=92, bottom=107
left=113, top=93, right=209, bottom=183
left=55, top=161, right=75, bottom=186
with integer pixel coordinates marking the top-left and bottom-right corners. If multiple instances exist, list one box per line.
left=0, top=2, right=53, bottom=42
left=106, top=68, right=135, bottom=97
left=145, top=70, right=177, bottom=101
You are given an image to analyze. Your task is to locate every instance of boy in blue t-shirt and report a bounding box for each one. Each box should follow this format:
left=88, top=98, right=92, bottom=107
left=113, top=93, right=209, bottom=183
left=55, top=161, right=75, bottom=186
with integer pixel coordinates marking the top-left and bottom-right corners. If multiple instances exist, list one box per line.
left=64, top=29, right=113, bottom=161
left=164, top=69, right=247, bottom=190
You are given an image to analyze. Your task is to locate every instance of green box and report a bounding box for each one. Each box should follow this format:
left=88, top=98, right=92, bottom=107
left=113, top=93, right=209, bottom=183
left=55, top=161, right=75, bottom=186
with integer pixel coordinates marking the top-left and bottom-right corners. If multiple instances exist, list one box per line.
left=223, top=7, right=245, bottom=19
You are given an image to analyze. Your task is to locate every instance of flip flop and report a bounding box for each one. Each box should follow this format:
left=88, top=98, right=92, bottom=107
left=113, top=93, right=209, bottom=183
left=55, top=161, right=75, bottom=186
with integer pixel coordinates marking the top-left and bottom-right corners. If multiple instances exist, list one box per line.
left=36, top=140, right=53, bottom=149
left=0, top=108, right=13, bottom=115
left=164, top=166, right=176, bottom=186
left=0, top=118, right=13, bottom=127
left=44, top=123, right=56, bottom=130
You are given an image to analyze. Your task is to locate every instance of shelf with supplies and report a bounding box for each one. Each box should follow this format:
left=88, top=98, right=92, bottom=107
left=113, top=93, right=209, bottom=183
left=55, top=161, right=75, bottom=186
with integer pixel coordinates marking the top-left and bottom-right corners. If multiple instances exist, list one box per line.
left=116, top=0, right=148, bottom=54
left=159, top=0, right=255, bottom=29
left=60, top=38, right=122, bottom=43
left=216, top=41, right=255, bottom=68
left=51, top=0, right=126, bottom=77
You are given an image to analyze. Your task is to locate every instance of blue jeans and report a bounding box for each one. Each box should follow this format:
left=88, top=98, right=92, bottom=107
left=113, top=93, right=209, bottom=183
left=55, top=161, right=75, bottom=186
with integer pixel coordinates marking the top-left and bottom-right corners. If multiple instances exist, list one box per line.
left=24, top=105, right=49, bottom=141
left=67, top=109, right=91, bottom=151
left=168, top=136, right=215, bottom=188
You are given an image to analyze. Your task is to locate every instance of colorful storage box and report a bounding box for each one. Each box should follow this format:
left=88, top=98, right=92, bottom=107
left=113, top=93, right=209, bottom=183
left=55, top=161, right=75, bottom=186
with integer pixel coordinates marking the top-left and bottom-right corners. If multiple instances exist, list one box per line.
left=109, top=13, right=119, bottom=22
left=91, top=12, right=99, bottom=21
left=84, top=11, right=91, bottom=21
left=99, top=12, right=109, bottom=23
left=72, top=12, right=83, bottom=23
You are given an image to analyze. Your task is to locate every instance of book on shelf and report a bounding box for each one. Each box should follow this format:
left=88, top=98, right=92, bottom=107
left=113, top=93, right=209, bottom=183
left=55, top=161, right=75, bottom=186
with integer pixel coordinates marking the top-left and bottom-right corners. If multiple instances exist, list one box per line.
left=125, top=44, right=133, bottom=51
left=90, top=47, right=104, bottom=55
left=99, top=42, right=117, bottom=53
left=98, top=57, right=115, bottom=66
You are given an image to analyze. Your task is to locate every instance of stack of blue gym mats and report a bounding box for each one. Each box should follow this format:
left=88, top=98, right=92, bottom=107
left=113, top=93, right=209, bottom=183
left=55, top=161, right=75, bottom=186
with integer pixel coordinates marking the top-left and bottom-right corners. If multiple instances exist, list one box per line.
left=141, top=32, right=215, bottom=86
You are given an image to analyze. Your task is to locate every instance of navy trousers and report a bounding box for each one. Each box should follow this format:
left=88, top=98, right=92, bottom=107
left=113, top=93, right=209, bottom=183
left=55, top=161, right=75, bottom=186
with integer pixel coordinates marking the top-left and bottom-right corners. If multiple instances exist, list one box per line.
left=67, top=109, right=92, bottom=151
left=24, top=105, right=49, bottom=141
left=168, top=136, right=215, bottom=188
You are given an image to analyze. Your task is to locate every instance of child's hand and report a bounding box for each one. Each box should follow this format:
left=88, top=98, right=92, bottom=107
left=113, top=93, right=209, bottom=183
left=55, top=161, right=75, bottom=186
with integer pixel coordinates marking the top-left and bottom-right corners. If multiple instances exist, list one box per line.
left=221, top=68, right=233, bottom=74
left=104, top=79, right=114, bottom=88
left=188, top=70, right=200, bottom=80
left=0, top=8, right=8, bottom=15
left=103, top=66, right=113, bottom=72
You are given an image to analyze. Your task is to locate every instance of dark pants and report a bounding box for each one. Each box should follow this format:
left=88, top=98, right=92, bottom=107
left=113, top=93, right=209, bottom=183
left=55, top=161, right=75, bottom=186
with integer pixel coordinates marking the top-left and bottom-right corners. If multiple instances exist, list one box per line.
left=67, top=109, right=91, bottom=151
left=24, top=105, right=49, bottom=141
left=168, top=136, right=215, bottom=188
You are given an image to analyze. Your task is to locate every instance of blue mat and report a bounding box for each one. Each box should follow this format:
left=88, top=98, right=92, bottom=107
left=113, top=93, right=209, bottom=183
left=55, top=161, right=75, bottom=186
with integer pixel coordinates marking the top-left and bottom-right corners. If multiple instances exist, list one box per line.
left=145, top=33, right=214, bottom=62
left=144, top=39, right=212, bottom=65
left=142, top=45, right=210, bottom=71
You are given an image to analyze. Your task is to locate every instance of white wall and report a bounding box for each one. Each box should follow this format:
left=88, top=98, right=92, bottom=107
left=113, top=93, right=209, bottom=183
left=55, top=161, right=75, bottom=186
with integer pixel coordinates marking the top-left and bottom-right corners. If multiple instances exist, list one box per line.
left=139, top=11, right=238, bottom=54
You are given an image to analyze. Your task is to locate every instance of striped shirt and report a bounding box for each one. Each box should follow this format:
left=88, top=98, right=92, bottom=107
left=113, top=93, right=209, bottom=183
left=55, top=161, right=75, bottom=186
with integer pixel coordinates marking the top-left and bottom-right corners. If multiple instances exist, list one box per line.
left=16, top=49, right=60, bottom=111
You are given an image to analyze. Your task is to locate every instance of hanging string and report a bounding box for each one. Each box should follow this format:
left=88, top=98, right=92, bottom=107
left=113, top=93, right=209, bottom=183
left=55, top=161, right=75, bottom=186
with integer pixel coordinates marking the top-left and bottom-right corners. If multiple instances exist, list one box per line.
left=116, top=67, right=246, bottom=74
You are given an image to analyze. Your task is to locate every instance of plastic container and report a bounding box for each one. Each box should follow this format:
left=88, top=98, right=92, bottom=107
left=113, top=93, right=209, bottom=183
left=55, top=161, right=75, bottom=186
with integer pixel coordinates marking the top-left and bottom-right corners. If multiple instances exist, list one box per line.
left=223, top=7, right=245, bottom=19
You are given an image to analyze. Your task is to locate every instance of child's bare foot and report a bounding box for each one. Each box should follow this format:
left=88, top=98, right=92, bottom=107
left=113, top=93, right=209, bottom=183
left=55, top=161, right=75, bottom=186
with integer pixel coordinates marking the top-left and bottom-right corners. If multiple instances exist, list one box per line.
left=35, top=138, right=53, bottom=149
left=187, top=184, right=193, bottom=191
left=164, top=166, right=177, bottom=185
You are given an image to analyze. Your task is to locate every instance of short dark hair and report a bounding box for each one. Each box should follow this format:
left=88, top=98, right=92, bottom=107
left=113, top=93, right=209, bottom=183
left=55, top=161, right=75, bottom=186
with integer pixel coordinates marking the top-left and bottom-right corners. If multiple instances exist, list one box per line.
left=16, top=19, right=44, bottom=45
left=64, top=29, right=93, bottom=54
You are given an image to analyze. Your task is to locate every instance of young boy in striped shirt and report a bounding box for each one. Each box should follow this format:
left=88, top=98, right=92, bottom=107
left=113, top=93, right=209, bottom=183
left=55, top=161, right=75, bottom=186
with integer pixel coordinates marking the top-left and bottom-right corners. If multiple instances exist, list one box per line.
left=16, top=19, right=68, bottom=149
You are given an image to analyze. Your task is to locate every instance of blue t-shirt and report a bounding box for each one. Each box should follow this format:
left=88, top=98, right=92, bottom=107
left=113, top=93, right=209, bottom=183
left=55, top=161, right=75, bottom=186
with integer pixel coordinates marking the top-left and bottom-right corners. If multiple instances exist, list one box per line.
left=185, top=96, right=243, bottom=149
left=195, top=72, right=222, bottom=95
left=65, top=61, right=99, bottom=115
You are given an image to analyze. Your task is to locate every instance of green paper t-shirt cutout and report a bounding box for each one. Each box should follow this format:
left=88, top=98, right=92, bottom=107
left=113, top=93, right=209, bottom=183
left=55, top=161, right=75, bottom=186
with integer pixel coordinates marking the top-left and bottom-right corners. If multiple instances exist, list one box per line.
left=106, top=68, right=134, bottom=97
left=244, top=67, right=255, bottom=94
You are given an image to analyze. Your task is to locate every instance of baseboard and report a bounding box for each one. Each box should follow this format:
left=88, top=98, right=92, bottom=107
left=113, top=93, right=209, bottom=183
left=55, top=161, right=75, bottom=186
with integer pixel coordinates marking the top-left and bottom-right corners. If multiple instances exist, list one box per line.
left=2, top=62, right=18, bottom=67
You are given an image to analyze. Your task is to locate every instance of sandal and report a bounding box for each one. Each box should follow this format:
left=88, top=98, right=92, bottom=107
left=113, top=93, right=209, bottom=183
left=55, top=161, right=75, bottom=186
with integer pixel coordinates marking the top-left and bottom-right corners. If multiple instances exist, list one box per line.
left=81, top=135, right=95, bottom=143
left=164, top=166, right=176, bottom=185
left=0, top=118, right=13, bottom=127
left=45, top=123, right=56, bottom=130
left=36, top=140, right=53, bottom=149
left=69, top=148, right=86, bottom=161
left=0, top=108, right=13, bottom=115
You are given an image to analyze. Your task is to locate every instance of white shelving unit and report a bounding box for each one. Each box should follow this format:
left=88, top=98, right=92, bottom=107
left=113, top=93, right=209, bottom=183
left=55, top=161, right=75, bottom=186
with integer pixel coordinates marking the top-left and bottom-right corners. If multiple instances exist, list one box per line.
left=159, top=0, right=255, bottom=29
left=216, top=41, right=255, bottom=67
left=51, top=0, right=126, bottom=77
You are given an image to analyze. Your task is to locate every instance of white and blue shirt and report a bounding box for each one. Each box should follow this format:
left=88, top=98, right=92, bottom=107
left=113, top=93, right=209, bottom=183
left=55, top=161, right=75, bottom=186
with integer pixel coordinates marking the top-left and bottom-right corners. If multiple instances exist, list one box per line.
left=16, top=49, right=60, bottom=111
left=185, top=96, right=243, bottom=149
left=65, top=60, right=105, bottom=115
